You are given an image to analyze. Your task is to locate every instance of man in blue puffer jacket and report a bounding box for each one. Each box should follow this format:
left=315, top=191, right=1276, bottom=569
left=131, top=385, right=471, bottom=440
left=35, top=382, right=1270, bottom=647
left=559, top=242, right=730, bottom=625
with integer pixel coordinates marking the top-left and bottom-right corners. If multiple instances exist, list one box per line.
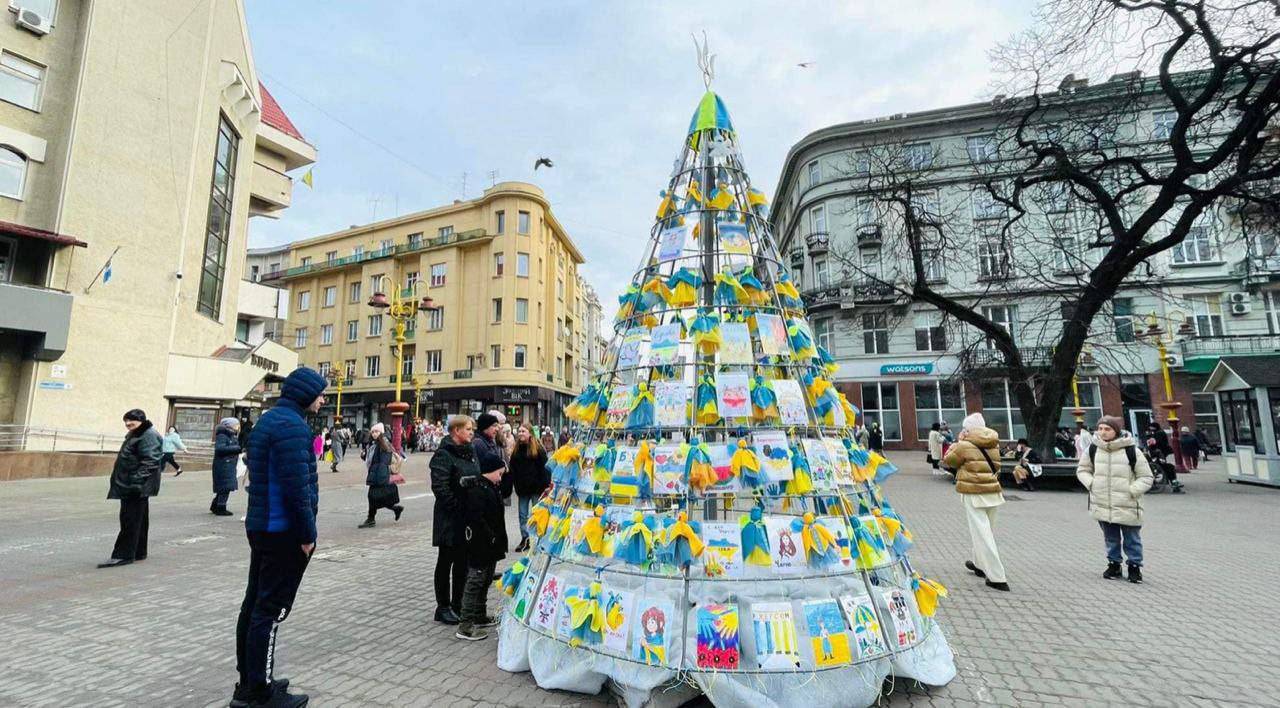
left=232, top=367, right=326, bottom=708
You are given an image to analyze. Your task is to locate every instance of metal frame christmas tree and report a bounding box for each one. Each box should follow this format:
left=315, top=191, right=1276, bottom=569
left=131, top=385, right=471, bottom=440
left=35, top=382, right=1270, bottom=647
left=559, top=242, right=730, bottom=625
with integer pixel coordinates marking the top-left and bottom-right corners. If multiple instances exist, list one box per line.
left=497, top=63, right=956, bottom=707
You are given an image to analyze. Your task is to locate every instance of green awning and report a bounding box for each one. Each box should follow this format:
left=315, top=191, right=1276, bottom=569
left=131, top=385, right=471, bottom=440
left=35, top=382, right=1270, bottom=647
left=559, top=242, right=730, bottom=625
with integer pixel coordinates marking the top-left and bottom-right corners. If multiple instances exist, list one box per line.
left=1183, top=356, right=1220, bottom=375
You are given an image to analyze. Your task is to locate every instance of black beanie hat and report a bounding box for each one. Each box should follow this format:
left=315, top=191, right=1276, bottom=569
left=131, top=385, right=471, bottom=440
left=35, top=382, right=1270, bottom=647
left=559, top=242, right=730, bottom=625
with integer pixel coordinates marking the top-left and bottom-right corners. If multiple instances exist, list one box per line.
left=476, top=412, right=499, bottom=433
left=123, top=409, right=147, bottom=422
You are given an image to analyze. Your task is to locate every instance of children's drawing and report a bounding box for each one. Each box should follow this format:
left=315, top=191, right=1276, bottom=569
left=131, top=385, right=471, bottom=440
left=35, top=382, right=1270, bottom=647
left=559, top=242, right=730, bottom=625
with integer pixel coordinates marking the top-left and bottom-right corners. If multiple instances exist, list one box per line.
left=634, top=599, right=674, bottom=665
left=751, top=602, right=801, bottom=669
left=717, top=372, right=751, bottom=419
left=696, top=603, right=741, bottom=670
left=771, top=379, right=810, bottom=425
left=803, top=599, right=851, bottom=668
left=839, top=594, right=888, bottom=660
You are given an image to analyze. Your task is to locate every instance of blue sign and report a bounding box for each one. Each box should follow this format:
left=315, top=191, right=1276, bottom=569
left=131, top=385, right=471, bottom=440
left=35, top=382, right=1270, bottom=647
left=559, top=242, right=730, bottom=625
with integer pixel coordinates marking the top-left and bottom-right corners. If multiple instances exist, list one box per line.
left=880, top=363, right=933, bottom=376
left=38, top=381, right=72, bottom=390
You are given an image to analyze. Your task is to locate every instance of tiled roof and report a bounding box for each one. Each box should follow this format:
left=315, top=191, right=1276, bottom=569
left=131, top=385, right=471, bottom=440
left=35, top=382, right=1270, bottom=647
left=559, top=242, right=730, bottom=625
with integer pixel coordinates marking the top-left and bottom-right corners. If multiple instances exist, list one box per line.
left=259, top=82, right=307, bottom=143
left=0, top=219, right=86, bottom=247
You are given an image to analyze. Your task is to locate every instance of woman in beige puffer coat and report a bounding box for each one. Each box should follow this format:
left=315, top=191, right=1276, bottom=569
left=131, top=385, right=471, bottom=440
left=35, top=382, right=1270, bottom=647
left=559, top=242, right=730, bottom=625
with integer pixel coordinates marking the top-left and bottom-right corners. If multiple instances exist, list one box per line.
left=1076, top=415, right=1153, bottom=583
left=943, top=413, right=1009, bottom=591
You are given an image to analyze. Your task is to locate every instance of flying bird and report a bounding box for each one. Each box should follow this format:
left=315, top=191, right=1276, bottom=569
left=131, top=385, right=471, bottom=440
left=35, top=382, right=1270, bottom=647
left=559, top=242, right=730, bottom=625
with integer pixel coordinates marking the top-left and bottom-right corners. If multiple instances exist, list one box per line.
left=797, top=62, right=816, bottom=69
left=534, top=157, right=554, bottom=170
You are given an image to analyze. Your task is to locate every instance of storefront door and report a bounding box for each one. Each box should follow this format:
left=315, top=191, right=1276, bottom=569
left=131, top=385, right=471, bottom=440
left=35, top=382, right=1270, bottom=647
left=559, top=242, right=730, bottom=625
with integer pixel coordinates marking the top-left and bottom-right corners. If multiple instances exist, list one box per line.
left=1129, top=409, right=1153, bottom=437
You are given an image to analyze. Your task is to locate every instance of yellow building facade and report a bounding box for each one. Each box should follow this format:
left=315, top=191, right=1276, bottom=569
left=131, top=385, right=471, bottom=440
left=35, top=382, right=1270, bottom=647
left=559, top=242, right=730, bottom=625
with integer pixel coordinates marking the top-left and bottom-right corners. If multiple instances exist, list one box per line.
left=268, top=182, right=586, bottom=427
left=0, top=0, right=312, bottom=447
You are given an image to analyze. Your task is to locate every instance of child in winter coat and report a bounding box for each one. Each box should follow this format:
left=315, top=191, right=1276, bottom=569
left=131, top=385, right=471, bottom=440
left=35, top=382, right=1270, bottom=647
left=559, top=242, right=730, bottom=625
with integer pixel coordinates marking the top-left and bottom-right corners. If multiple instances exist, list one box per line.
left=1076, top=415, right=1154, bottom=583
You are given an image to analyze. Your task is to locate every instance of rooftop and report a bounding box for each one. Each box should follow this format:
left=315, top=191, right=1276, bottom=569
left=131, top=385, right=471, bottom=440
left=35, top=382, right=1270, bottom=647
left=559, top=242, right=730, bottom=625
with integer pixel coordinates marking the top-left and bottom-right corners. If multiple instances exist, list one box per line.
left=259, top=82, right=307, bottom=144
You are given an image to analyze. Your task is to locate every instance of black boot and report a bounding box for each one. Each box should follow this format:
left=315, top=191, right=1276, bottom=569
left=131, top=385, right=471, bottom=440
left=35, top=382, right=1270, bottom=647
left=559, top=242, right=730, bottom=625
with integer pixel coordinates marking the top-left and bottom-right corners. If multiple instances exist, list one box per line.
left=435, top=606, right=461, bottom=624
left=1103, top=561, right=1123, bottom=580
left=964, top=560, right=986, bottom=578
left=392, top=505, right=404, bottom=521
left=214, top=506, right=234, bottom=517
left=246, top=682, right=308, bottom=708
left=231, top=679, right=290, bottom=708
left=358, top=516, right=376, bottom=529
left=1127, top=564, right=1143, bottom=584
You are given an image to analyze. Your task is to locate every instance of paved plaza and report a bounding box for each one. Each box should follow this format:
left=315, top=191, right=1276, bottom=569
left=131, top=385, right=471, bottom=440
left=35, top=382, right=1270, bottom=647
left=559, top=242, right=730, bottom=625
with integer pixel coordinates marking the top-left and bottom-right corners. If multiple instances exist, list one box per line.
left=0, top=452, right=1277, bottom=707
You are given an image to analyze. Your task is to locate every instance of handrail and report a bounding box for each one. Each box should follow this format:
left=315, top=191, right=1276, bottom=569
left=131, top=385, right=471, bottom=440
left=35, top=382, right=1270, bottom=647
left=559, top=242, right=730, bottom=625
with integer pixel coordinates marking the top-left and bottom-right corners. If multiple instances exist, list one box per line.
left=0, top=424, right=218, bottom=454
left=262, top=228, right=491, bottom=281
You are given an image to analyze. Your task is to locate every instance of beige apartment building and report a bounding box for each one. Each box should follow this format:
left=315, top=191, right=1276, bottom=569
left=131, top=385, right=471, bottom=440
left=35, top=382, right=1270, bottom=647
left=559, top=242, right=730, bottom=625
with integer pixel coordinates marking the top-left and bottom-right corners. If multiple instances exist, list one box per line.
left=267, top=182, right=587, bottom=427
left=0, top=0, right=314, bottom=449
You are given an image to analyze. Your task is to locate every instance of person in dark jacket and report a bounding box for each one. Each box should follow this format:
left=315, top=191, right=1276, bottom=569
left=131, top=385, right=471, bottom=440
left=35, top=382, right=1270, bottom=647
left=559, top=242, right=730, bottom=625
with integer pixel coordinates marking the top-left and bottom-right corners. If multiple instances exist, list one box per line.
left=359, top=423, right=403, bottom=528
left=1144, top=422, right=1171, bottom=461
left=1179, top=426, right=1200, bottom=471
left=869, top=423, right=884, bottom=453
left=99, top=408, right=163, bottom=568
left=238, top=417, right=254, bottom=454
left=212, top=417, right=242, bottom=517
left=430, top=415, right=479, bottom=625
left=233, top=367, right=326, bottom=708
left=473, top=412, right=506, bottom=479
left=509, top=422, right=549, bottom=553
left=454, top=446, right=508, bottom=641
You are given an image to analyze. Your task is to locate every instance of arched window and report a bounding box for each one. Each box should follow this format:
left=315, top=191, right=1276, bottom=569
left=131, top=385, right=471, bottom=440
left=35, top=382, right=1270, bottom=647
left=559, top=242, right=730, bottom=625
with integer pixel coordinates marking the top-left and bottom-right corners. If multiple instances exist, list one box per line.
left=0, top=146, right=26, bottom=199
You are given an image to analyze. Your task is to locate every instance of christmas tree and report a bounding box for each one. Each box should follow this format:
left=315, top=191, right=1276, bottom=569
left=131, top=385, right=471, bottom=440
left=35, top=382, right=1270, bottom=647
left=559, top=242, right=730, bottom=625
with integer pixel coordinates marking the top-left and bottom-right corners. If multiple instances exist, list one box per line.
left=496, top=85, right=956, bottom=708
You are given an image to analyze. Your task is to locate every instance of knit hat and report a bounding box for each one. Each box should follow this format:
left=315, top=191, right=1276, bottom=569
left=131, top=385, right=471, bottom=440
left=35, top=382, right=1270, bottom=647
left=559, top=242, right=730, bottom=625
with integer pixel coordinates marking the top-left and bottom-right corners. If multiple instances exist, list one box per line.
left=1098, top=415, right=1124, bottom=434
left=488, top=409, right=507, bottom=424
left=218, top=417, right=240, bottom=430
left=961, top=412, right=986, bottom=432
left=370, top=422, right=385, bottom=435
left=281, top=367, right=327, bottom=407
left=122, top=408, right=147, bottom=423
left=476, top=412, right=500, bottom=433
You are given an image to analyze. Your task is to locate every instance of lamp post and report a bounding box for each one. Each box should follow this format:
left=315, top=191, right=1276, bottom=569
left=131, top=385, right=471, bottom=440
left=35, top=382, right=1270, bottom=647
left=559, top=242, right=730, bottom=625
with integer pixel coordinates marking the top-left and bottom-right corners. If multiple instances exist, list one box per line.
left=1137, top=311, right=1196, bottom=474
left=412, top=374, right=428, bottom=421
left=323, top=362, right=347, bottom=424
left=368, top=276, right=436, bottom=454
left=1070, top=344, right=1096, bottom=426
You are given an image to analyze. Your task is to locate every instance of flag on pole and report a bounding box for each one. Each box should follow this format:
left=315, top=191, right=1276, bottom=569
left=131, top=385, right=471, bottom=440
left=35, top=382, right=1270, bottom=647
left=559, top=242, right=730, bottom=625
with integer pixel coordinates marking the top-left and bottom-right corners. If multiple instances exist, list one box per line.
left=301, top=168, right=314, bottom=188
left=102, top=257, right=112, bottom=284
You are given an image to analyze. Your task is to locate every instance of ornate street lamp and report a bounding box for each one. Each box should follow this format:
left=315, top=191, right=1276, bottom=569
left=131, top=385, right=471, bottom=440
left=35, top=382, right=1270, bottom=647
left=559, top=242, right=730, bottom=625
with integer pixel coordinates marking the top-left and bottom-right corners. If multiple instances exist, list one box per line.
left=368, top=275, right=438, bottom=454
left=1136, top=311, right=1193, bottom=474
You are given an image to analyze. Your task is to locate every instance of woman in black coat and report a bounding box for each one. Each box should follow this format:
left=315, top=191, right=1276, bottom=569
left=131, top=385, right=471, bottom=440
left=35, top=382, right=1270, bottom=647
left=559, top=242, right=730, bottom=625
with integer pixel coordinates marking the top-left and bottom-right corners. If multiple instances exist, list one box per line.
left=211, top=417, right=242, bottom=517
left=359, top=423, right=403, bottom=528
left=509, top=422, right=549, bottom=553
left=99, top=409, right=163, bottom=568
left=429, top=415, right=479, bottom=625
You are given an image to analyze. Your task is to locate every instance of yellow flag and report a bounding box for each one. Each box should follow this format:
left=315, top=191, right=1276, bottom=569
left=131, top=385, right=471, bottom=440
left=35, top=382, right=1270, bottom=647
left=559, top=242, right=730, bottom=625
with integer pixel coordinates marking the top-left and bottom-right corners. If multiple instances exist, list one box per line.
left=301, top=168, right=314, bottom=188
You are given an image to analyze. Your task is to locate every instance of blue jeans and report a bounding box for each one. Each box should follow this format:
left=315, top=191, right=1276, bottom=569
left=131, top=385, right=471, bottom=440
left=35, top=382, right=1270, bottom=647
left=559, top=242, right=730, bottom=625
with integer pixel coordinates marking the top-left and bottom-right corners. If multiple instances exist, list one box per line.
left=1099, top=521, right=1143, bottom=566
left=517, top=495, right=533, bottom=540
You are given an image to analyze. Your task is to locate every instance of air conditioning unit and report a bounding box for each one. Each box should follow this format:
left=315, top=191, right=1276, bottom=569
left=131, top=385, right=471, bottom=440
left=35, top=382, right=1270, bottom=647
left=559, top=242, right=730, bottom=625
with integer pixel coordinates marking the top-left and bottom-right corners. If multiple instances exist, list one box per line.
left=15, top=8, right=50, bottom=36
left=1164, top=353, right=1184, bottom=368
left=1231, top=301, right=1252, bottom=315
left=1228, top=292, right=1250, bottom=304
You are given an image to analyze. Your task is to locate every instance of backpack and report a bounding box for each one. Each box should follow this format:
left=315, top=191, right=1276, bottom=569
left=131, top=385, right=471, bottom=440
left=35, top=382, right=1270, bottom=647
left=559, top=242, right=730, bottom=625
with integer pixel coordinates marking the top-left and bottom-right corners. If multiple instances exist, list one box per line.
left=1088, top=443, right=1136, bottom=474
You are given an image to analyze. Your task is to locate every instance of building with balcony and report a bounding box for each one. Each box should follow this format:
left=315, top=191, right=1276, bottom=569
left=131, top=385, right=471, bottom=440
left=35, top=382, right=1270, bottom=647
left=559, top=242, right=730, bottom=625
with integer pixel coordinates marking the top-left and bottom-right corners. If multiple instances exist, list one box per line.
left=264, top=182, right=585, bottom=427
left=770, top=69, right=1272, bottom=451
left=0, top=1, right=310, bottom=446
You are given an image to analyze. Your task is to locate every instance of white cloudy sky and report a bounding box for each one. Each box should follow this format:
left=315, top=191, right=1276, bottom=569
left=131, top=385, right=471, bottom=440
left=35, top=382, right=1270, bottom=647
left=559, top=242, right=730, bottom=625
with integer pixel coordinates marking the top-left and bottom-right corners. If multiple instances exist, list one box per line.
left=245, top=1, right=1038, bottom=328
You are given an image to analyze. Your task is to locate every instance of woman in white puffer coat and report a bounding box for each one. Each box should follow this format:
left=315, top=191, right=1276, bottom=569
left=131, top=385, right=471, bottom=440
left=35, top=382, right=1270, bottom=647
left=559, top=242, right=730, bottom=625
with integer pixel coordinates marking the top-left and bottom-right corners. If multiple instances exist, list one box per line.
left=1075, top=415, right=1154, bottom=584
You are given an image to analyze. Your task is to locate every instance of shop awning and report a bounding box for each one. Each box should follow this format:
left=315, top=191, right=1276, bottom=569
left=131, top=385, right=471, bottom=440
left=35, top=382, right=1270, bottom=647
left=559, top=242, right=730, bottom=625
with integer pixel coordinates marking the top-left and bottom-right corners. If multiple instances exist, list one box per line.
left=0, top=219, right=87, bottom=247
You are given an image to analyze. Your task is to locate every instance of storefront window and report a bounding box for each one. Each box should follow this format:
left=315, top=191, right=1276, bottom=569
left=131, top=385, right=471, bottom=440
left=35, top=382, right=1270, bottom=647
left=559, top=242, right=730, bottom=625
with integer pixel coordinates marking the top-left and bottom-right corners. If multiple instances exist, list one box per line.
left=981, top=379, right=1026, bottom=440
left=860, top=382, right=901, bottom=441
left=1219, top=389, right=1262, bottom=453
left=1056, top=378, right=1103, bottom=429
left=1192, top=392, right=1221, bottom=446
left=914, top=381, right=965, bottom=440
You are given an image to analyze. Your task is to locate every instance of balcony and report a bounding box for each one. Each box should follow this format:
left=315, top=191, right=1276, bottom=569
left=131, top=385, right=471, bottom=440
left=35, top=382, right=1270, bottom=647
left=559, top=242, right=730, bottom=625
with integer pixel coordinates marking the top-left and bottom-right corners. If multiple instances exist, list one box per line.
left=856, top=223, right=882, bottom=247
left=805, top=231, right=830, bottom=255
left=959, top=346, right=1056, bottom=371
left=453, top=369, right=473, bottom=380
left=0, top=281, right=73, bottom=360
left=248, top=161, right=292, bottom=217
left=263, top=228, right=491, bottom=282
left=1181, top=334, right=1280, bottom=358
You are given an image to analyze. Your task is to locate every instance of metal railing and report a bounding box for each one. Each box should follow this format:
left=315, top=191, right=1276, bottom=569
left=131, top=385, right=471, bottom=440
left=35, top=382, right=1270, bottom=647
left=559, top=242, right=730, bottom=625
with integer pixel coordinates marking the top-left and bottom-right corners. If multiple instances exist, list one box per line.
left=0, top=424, right=215, bottom=455
left=1181, top=333, right=1280, bottom=357
left=262, top=228, right=490, bottom=281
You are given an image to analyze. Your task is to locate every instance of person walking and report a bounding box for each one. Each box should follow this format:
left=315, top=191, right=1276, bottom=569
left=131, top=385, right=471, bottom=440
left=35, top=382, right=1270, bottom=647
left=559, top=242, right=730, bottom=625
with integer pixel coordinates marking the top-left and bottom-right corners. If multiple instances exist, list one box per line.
left=1179, top=426, right=1200, bottom=472
left=238, top=417, right=254, bottom=453
left=539, top=427, right=556, bottom=453
left=98, top=409, right=163, bottom=569
left=430, top=415, right=479, bottom=625
left=359, top=423, right=403, bottom=528
left=927, top=422, right=945, bottom=475
left=232, top=367, right=326, bottom=708
left=509, top=422, right=550, bottom=553
left=455, top=445, right=508, bottom=641
left=869, top=423, right=884, bottom=454
left=1194, top=428, right=1213, bottom=461
left=312, top=429, right=324, bottom=462
left=943, top=413, right=1010, bottom=591
left=329, top=424, right=348, bottom=473
left=211, top=417, right=242, bottom=517
left=856, top=423, right=870, bottom=449
left=162, top=426, right=187, bottom=476
left=1076, top=416, right=1154, bottom=584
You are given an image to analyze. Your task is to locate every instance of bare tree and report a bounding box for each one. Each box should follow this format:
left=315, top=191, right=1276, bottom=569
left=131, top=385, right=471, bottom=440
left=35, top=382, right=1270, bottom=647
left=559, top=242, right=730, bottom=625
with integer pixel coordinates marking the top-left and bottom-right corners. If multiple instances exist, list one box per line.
left=828, top=0, right=1279, bottom=455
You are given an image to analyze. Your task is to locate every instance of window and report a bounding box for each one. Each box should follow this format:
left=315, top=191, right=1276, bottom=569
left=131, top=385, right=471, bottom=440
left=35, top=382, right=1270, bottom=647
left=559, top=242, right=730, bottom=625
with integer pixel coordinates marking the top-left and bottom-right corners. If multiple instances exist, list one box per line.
left=297, top=291, right=311, bottom=311
left=494, top=252, right=505, bottom=276
left=518, top=211, right=531, bottom=234
left=317, top=361, right=332, bottom=379
left=269, top=262, right=280, bottom=275
left=496, top=211, right=506, bottom=234
left=557, top=278, right=564, bottom=300
left=813, top=316, right=834, bottom=353
left=516, top=252, right=530, bottom=277
left=1186, top=294, right=1224, bottom=337
left=807, top=159, right=821, bottom=187
left=1220, top=389, right=1261, bottom=453
left=343, top=359, right=356, bottom=381
left=430, top=263, right=446, bottom=287
left=322, top=286, right=336, bottom=307
left=1057, top=378, right=1103, bottom=429
left=1113, top=298, right=1136, bottom=343
left=1049, top=214, right=1081, bottom=273
left=978, top=232, right=1012, bottom=279
left=427, top=307, right=444, bottom=331
left=556, top=357, right=564, bottom=379
left=862, top=313, right=889, bottom=354
left=325, top=250, right=337, bottom=263
left=379, top=239, right=394, bottom=253
left=516, top=298, right=529, bottom=323
left=860, top=248, right=881, bottom=281
left=966, top=134, right=997, bottom=163
left=353, top=245, right=364, bottom=259
left=299, top=257, right=311, bottom=267
left=368, top=314, right=383, bottom=336
left=0, top=235, right=13, bottom=282
left=492, top=298, right=503, bottom=323
left=249, top=265, right=260, bottom=282
left=810, top=204, right=827, bottom=233
left=914, top=382, right=965, bottom=439
left=346, top=320, right=358, bottom=342
left=0, top=52, right=44, bottom=110
left=425, top=350, right=442, bottom=373
left=922, top=250, right=944, bottom=282
left=319, top=324, right=332, bottom=345
left=349, top=281, right=362, bottom=303
left=365, top=356, right=381, bottom=378
left=1151, top=110, right=1177, bottom=140
left=914, top=313, right=947, bottom=352
left=405, top=316, right=417, bottom=334
left=1044, top=182, right=1072, bottom=213
left=982, top=305, right=1016, bottom=348
left=197, top=115, right=239, bottom=318
left=1267, top=291, right=1280, bottom=335
left=483, top=344, right=498, bottom=369
left=813, top=255, right=830, bottom=288
left=903, top=142, right=932, bottom=170
left=1171, top=225, right=1216, bottom=264
left=369, top=274, right=384, bottom=294
left=861, top=383, right=901, bottom=440
left=405, top=270, right=419, bottom=289
left=294, top=327, right=308, bottom=348
left=981, top=380, right=1026, bottom=440
left=438, top=225, right=453, bottom=239
left=408, top=232, right=422, bottom=249
left=401, top=354, right=414, bottom=377
left=972, top=189, right=1006, bottom=220
left=514, top=344, right=527, bottom=368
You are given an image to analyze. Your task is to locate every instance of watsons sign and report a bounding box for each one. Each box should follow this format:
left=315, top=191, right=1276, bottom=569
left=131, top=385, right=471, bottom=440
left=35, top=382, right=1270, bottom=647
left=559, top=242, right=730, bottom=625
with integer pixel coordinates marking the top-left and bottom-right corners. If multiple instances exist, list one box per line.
left=880, top=363, right=933, bottom=376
